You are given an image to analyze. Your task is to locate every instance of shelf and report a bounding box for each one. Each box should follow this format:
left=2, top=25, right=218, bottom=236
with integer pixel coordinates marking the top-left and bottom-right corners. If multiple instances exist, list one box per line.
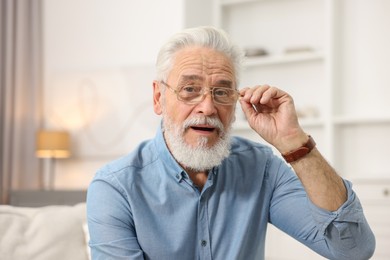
left=350, top=178, right=390, bottom=185
left=221, top=0, right=294, bottom=7
left=221, top=0, right=262, bottom=7
left=333, top=115, right=390, bottom=126
left=243, top=51, right=324, bottom=68
left=233, top=117, right=324, bottom=131
left=298, top=117, right=325, bottom=128
left=234, top=116, right=390, bottom=130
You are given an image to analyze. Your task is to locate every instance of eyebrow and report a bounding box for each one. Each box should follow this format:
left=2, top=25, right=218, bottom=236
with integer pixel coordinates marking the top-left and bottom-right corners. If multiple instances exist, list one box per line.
left=179, top=75, right=203, bottom=82
left=214, top=79, right=233, bottom=88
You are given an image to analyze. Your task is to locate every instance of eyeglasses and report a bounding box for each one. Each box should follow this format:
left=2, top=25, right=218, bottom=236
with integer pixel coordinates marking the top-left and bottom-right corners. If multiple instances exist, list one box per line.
left=160, top=81, right=240, bottom=106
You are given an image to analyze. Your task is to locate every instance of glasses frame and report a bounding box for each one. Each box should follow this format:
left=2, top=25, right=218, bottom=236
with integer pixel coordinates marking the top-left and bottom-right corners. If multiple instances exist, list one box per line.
left=160, top=81, right=240, bottom=106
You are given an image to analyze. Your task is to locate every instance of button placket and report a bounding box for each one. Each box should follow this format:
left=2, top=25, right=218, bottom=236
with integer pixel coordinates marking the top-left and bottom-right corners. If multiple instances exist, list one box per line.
left=198, top=193, right=212, bottom=259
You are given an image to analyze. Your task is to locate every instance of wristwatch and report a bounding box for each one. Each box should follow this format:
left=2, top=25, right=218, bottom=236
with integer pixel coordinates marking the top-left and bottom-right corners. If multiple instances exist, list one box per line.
left=282, top=135, right=316, bottom=163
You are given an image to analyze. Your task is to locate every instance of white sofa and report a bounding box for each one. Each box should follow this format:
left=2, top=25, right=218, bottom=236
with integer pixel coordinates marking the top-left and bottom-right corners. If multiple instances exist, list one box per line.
left=0, top=203, right=90, bottom=260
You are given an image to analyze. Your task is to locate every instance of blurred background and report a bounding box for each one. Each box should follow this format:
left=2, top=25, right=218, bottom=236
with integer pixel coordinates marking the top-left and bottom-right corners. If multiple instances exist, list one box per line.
left=1, top=0, right=389, bottom=259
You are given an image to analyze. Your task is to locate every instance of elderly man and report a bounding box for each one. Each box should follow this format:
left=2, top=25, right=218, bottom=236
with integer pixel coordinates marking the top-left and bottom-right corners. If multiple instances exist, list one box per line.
left=87, top=26, right=375, bottom=260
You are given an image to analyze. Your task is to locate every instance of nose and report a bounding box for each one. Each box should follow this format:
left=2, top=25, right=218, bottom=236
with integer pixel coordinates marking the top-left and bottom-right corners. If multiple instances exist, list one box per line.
left=194, top=91, right=217, bottom=116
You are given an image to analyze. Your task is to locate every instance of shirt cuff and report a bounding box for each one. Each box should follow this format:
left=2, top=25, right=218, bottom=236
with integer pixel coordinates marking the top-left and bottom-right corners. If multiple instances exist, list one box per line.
left=308, top=179, right=364, bottom=236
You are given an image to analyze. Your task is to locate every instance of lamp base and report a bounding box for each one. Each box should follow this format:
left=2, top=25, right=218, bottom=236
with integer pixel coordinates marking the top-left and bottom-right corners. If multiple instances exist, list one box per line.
left=42, top=157, right=56, bottom=190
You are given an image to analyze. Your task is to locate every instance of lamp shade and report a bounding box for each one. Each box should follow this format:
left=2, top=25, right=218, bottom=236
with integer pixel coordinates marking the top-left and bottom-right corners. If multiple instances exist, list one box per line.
left=36, top=130, right=71, bottom=158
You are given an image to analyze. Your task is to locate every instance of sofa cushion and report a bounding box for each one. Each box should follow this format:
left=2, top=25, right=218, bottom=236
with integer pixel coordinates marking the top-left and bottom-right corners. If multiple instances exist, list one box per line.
left=0, top=203, right=88, bottom=260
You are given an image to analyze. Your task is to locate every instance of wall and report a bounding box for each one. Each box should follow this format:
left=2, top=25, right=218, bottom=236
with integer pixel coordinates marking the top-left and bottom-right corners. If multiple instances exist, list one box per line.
left=43, top=0, right=390, bottom=190
left=42, top=0, right=185, bottom=189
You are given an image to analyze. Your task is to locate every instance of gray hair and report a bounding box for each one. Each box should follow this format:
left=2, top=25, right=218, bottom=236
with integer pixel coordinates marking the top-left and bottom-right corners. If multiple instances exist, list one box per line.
left=155, top=26, right=244, bottom=87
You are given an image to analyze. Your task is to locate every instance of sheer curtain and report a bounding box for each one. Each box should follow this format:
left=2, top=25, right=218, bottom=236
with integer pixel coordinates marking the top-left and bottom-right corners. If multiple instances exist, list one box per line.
left=0, top=0, right=43, bottom=204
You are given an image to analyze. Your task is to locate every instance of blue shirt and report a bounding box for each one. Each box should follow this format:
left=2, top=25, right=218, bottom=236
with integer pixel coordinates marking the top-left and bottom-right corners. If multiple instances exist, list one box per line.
left=87, top=125, right=375, bottom=260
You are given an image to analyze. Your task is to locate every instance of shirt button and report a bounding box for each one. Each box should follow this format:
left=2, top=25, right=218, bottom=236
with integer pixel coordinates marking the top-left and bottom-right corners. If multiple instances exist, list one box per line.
left=201, top=240, right=207, bottom=247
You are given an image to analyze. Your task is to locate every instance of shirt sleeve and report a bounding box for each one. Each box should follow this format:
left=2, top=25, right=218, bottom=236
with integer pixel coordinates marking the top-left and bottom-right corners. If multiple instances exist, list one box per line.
left=268, top=158, right=376, bottom=260
left=86, top=170, right=145, bottom=260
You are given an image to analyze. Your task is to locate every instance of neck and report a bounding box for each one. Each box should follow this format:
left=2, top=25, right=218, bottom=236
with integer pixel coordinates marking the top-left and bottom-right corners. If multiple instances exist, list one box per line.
left=185, top=168, right=209, bottom=191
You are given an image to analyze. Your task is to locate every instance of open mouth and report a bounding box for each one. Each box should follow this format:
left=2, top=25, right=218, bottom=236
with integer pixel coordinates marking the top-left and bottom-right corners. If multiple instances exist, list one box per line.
left=190, top=125, right=216, bottom=132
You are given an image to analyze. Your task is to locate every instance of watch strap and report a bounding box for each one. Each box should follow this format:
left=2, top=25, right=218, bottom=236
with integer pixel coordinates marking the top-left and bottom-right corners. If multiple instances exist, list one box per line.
left=282, top=135, right=316, bottom=163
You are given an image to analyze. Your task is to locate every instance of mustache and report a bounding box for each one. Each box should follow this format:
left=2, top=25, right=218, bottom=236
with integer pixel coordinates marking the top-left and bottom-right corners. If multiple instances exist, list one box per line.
left=182, top=116, right=225, bottom=132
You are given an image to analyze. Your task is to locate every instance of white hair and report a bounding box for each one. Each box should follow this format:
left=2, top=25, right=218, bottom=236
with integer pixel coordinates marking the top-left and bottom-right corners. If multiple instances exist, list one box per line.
left=155, top=26, right=244, bottom=87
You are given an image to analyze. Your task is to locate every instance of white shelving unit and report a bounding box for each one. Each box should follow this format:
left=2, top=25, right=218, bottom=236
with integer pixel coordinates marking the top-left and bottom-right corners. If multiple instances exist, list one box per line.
left=215, top=0, right=332, bottom=158
left=213, top=0, right=390, bottom=177
left=210, top=0, right=390, bottom=259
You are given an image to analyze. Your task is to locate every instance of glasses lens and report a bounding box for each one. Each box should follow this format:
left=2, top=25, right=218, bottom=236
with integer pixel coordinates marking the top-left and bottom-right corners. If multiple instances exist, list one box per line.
left=213, top=87, right=238, bottom=104
left=176, top=85, right=238, bottom=105
left=178, top=85, right=203, bottom=103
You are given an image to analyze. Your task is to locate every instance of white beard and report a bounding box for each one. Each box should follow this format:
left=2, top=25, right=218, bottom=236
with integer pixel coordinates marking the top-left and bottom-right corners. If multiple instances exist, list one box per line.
left=162, top=114, right=233, bottom=172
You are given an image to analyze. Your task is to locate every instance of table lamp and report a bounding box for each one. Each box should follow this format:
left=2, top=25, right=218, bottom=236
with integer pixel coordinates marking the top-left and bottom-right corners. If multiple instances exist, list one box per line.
left=36, top=130, right=70, bottom=189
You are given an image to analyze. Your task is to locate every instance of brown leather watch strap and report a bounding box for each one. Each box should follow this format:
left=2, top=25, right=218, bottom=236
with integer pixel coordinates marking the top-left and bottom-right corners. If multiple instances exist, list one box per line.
left=282, top=135, right=316, bottom=163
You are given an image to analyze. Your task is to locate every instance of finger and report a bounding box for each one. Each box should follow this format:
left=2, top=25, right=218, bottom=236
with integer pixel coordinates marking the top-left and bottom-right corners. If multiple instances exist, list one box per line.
left=240, top=85, right=269, bottom=104
left=250, top=85, right=273, bottom=104
left=239, top=87, right=255, bottom=101
left=259, top=86, right=280, bottom=104
left=239, top=96, right=257, bottom=117
left=239, top=87, right=250, bottom=96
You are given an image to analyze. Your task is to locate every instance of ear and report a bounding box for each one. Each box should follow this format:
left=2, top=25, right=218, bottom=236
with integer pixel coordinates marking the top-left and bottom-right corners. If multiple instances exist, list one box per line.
left=153, top=80, right=163, bottom=115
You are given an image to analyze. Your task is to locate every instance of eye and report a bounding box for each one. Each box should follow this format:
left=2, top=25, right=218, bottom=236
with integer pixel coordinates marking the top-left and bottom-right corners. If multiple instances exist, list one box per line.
left=214, top=88, right=230, bottom=97
left=180, top=85, right=202, bottom=95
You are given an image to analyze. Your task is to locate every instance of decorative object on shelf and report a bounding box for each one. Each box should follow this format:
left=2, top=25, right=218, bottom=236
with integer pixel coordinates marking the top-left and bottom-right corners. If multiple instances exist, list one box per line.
left=296, top=106, right=320, bottom=119
left=36, top=130, right=71, bottom=190
left=284, top=46, right=315, bottom=54
left=243, top=50, right=324, bottom=68
left=244, top=47, right=268, bottom=57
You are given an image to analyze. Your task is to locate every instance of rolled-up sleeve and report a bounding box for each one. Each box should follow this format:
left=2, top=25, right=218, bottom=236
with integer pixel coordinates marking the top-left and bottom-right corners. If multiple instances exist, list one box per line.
left=308, top=180, right=376, bottom=259
left=269, top=160, right=375, bottom=260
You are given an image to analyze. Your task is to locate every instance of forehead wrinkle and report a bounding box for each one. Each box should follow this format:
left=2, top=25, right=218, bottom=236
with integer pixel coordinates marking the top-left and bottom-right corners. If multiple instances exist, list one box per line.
left=178, top=75, right=233, bottom=89
left=171, top=47, right=236, bottom=85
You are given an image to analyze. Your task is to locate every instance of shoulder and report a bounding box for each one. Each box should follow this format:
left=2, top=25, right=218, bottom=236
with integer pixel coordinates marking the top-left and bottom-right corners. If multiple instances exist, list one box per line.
left=227, top=136, right=293, bottom=180
left=93, top=138, right=158, bottom=182
left=230, top=135, right=274, bottom=157
left=224, top=135, right=279, bottom=173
